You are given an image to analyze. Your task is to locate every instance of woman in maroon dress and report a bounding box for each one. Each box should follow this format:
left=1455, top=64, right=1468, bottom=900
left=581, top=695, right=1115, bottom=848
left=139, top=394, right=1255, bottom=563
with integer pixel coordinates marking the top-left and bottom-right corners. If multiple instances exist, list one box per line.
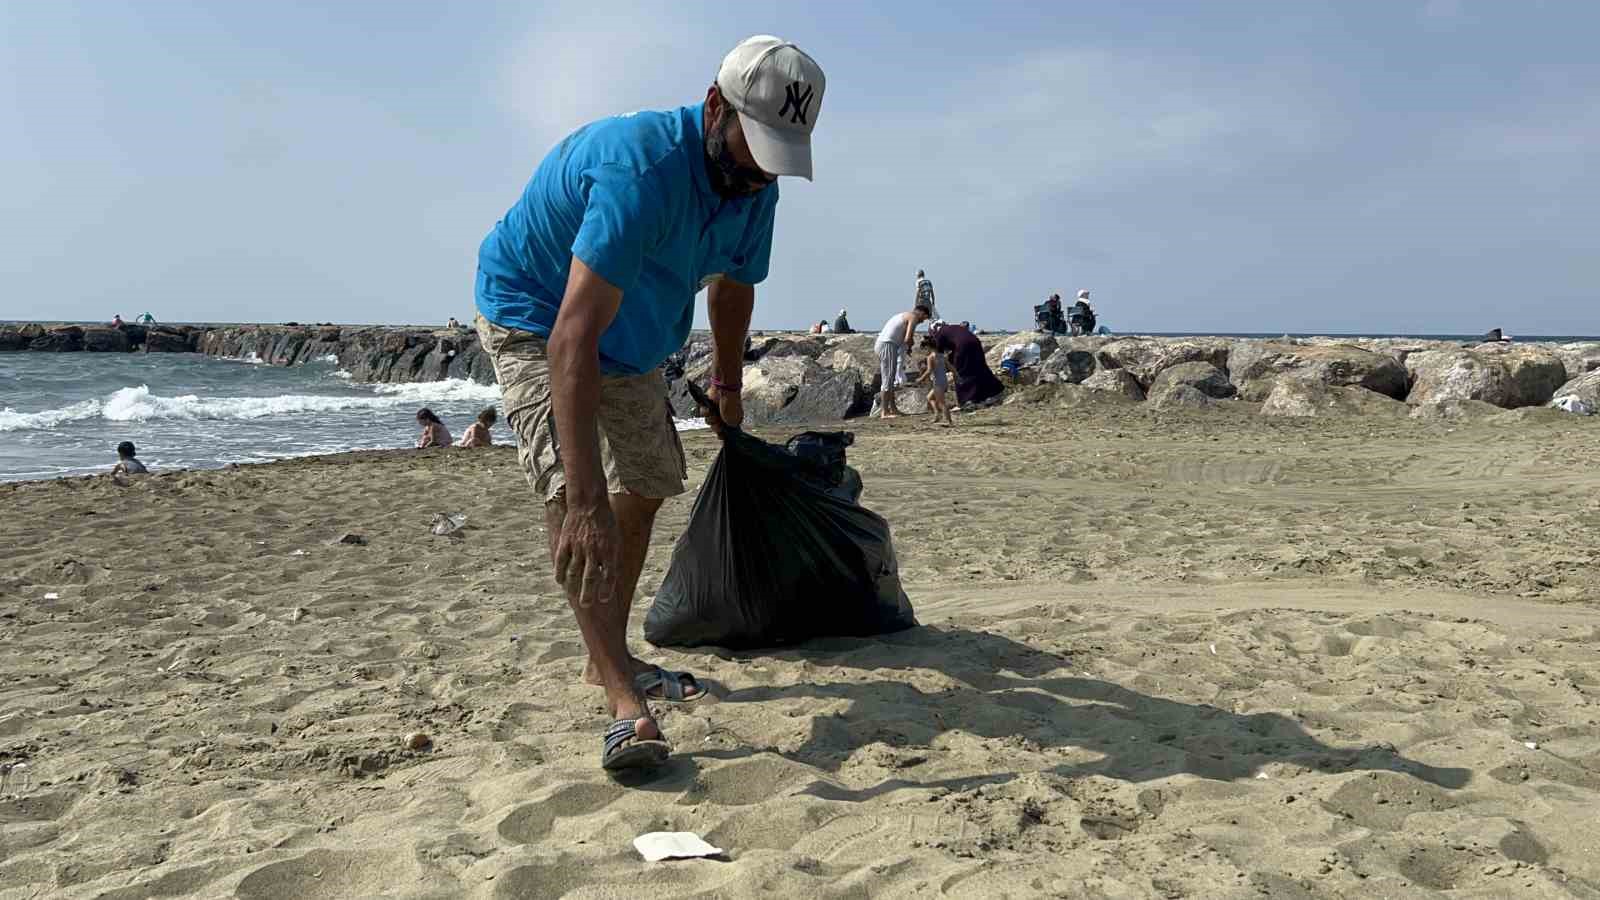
left=931, top=323, right=1004, bottom=407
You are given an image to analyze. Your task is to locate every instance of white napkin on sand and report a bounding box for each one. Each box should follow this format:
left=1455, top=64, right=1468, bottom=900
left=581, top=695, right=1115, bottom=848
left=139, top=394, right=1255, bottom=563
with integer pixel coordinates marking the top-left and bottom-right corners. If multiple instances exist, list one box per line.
left=633, top=831, right=723, bottom=862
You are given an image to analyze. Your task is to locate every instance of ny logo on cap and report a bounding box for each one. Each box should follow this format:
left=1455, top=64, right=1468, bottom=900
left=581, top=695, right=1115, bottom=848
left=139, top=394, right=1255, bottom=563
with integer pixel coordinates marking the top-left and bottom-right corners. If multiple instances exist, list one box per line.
left=779, top=81, right=814, bottom=126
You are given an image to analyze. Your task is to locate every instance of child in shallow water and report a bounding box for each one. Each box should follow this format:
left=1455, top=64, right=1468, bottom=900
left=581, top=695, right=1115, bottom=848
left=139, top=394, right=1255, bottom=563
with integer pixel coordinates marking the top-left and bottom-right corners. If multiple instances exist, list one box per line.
left=111, top=441, right=148, bottom=475
left=455, top=407, right=497, bottom=447
left=415, top=408, right=452, bottom=449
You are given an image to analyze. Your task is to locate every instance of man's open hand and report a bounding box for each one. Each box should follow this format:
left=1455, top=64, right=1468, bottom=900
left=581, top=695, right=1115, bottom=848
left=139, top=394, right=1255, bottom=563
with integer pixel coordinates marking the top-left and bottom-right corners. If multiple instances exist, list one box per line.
left=554, top=500, right=620, bottom=607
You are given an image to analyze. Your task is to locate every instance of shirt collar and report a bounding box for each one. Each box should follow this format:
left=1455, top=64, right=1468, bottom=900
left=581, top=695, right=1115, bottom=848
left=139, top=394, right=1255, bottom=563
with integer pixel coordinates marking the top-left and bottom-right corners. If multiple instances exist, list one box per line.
left=686, top=102, right=714, bottom=199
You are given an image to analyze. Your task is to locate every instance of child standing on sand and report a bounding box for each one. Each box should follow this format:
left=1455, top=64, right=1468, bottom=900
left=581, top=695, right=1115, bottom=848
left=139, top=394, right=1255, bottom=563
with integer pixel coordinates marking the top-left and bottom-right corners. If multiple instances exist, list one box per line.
left=915, top=336, right=955, bottom=426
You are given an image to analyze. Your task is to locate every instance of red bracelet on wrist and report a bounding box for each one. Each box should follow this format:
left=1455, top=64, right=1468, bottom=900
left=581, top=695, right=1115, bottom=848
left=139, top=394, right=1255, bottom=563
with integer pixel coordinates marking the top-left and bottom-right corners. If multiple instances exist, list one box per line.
left=711, top=375, right=740, bottom=392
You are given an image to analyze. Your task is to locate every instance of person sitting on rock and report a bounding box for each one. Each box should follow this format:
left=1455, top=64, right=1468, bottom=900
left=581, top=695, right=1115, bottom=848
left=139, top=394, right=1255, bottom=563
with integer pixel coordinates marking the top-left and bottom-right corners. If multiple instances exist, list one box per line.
left=111, top=441, right=148, bottom=475
left=448, top=317, right=462, bottom=329
left=111, top=314, right=124, bottom=329
left=456, top=407, right=498, bottom=447
left=833, top=308, right=852, bottom=334
left=915, top=335, right=954, bottom=426
left=415, top=408, right=453, bottom=449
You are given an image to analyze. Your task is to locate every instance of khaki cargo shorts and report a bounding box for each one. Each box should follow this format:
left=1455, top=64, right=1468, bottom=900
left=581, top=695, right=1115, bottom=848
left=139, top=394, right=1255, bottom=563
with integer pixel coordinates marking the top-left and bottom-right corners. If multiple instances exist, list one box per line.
left=476, top=315, right=687, bottom=504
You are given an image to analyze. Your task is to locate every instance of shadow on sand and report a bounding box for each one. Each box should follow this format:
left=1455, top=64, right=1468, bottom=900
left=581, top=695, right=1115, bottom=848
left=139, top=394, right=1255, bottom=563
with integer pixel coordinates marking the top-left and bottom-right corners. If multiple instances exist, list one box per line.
left=672, top=624, right=1470, bottom=801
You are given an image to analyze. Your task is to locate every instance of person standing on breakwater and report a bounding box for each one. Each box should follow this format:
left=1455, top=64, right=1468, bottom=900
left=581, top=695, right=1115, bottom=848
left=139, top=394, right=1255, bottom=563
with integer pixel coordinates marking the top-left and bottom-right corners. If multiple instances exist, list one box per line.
left=914, top=269, right=939, bottom=320
left=415, top=408, right=452, bottom=448
left=473, top=36, right=826, bottom=772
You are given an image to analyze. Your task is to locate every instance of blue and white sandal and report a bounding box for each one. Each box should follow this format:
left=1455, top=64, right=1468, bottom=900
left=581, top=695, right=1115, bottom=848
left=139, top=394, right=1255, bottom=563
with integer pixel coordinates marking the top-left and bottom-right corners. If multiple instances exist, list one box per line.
left=601, top=718, right=669, bottom=772
left=634, top=666, right=706, bottom=704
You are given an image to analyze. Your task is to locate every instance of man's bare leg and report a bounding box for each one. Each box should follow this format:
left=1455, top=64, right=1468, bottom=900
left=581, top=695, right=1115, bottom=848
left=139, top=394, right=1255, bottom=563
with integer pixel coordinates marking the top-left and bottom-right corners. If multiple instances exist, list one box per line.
left=545, top=497, right=658, bottom=740
left=547, top=493, right=702, bottom=698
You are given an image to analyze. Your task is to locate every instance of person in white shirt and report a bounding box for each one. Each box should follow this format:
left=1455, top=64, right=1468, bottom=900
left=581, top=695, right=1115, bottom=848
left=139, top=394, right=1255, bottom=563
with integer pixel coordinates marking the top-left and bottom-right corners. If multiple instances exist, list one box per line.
left=874, top=303, right=932, bottom=418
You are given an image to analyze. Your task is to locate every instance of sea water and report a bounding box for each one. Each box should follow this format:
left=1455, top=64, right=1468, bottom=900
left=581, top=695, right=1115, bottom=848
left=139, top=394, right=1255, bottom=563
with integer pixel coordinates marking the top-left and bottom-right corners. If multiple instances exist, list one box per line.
left=0, top=353, right=701, bottom=482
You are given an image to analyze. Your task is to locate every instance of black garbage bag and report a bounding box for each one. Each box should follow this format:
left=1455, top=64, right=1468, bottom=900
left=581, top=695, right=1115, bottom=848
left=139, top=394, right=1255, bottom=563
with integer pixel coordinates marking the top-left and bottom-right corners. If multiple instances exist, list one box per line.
left=644, top=389, right=916, bottom=649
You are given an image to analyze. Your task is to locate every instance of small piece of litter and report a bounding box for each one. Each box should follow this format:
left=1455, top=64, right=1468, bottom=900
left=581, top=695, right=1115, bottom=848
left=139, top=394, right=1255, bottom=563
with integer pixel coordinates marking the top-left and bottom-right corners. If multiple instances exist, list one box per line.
left=633, top=831, right=723, bottom=862
left=1256, top=772, right=1270, bottom=779
left=43, top=592, right=60, bottom=600
left=431, top=513, right=467, bottom=536
left=1524, top=741, right=1539, bottom=750
left=290, top=549, right=307, bottom=557
left=1209, top=644, right=1218, bottom=655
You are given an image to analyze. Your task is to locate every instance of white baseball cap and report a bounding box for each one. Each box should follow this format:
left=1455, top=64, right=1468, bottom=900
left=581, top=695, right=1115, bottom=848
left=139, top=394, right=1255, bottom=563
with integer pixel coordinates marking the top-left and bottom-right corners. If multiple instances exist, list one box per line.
left=717, top=35, right=825, bottom=180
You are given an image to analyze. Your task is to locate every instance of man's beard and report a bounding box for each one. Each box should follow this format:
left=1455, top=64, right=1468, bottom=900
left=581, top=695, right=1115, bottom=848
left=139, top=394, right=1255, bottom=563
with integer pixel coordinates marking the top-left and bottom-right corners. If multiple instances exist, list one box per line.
left=704, top=109, right=770, bottom=199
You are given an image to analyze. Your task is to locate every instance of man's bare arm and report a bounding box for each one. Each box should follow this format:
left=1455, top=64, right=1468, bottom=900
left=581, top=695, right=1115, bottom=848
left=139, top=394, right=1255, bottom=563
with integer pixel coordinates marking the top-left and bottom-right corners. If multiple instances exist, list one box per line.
left=545, top=257, right=626, bottom=606
left=547, top=257, right=624, bottom=507
left=706, top=278, right=754, bottom=429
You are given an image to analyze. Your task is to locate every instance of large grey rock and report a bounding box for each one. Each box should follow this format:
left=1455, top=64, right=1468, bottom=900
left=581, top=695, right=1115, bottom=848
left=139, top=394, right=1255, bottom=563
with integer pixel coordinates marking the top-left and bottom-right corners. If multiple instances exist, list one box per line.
left=1147, top=382, right=1215, bottom=411
left=1229, top=341, right=1409, bottom=401
left=0, top=326, right=25, bottom=351
left=1097, top=338, right=1231, bottom=389
left=1550, top=370, right=1600, bottom=415
left=775, top=367, right=869, bottom=422
left=1080, top=367, right=1145, bottom=401
left=1005, top=382, right=1139, bottom=408
left=1406, top=347, right=1565, bottom=409
left=81, top=327, right=132, bottom=353
left=1039, top=349, right=1097, bottom=384
left=738, top=355, right=869, bottom=425
left=1554, top=342, right=1600, bottom=379
left=30, top=326, right=84, bottom=352
left=822, top=335, right=887, bottom=396
left=142, top=328, right=195, bottom=353
left=1405, top=350, right=1513, bottom=407
left=1467, top=343, right=1570, bottom=407
left=1408, top=397, right=1502, bottom=421
left=1260, top=379, right=1407, bottom=418
left=747, top=335, right=826, bottom=362
left=869, top=384, right=933, bottom=418
left=1150, top=361, right=1236, bottom=399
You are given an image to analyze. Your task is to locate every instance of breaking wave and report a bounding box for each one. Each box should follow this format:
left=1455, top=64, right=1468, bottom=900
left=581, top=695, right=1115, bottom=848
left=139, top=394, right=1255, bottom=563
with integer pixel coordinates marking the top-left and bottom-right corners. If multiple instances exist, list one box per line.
left=0, top=379, right=504, bottom=431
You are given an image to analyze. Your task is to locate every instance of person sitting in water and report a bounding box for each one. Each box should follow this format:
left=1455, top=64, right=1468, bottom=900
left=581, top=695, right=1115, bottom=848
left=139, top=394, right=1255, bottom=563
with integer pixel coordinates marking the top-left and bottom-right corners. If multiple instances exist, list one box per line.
left=415, top=408, right=453, bottom=448
left=456, top=407, right=498, bottom=447
left=111, top=441, right=148, bottom=475
left=915, top=335, right=955, bottom=426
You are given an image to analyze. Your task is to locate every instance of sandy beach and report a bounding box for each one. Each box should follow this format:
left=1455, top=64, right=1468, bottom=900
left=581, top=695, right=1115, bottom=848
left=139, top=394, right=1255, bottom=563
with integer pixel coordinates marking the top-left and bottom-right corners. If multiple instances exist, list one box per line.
left=4, top=396, right=1600, bottom=898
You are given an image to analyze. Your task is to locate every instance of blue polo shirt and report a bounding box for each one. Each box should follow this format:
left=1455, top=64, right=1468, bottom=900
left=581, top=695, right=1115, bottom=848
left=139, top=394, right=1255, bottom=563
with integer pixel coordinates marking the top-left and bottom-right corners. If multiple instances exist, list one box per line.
left=475, top=102, right=778, bottom=375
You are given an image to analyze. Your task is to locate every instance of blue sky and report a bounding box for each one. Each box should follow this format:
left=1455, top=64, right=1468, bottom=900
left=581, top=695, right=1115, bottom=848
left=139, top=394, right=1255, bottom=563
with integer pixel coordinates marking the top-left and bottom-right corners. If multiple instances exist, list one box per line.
left=3, top=1, right=1596, bottom=334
